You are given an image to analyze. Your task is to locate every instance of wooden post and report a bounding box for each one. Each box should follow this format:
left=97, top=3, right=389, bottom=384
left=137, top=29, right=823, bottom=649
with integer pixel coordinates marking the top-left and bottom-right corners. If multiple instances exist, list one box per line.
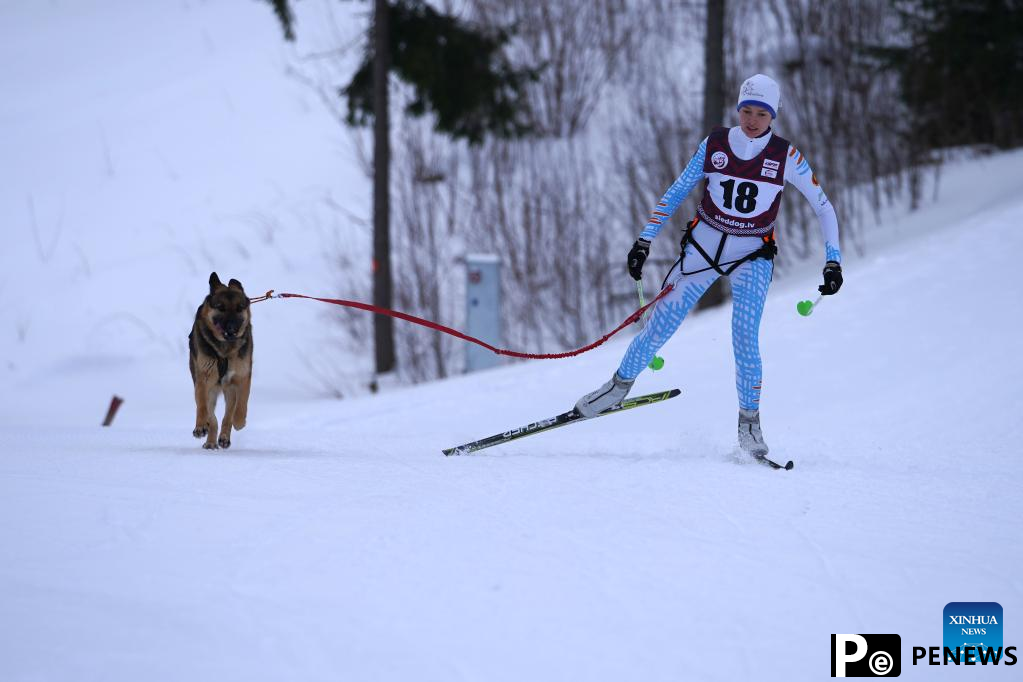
left=102, top=395, right=124, bottom=426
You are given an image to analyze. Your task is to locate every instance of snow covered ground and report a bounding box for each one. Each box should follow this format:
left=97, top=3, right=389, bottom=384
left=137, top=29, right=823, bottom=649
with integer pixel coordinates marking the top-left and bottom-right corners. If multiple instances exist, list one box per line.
left=2, top=2, right=1022, bottom=681
left=0, top=0, right=369, bottom=404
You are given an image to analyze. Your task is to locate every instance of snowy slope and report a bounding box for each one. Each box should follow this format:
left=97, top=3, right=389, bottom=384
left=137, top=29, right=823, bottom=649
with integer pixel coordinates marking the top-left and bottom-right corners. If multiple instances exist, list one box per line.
left=3, top=151, right=1023, bottom=681
left=3, top=2, right=1023, bottom=681
left=1, top=0, right=368, bottom=406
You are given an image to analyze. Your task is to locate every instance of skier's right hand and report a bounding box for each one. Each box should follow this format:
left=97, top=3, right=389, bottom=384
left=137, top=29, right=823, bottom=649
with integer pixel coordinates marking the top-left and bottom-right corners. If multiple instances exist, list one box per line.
left=627, top=239, right=651, bottom=281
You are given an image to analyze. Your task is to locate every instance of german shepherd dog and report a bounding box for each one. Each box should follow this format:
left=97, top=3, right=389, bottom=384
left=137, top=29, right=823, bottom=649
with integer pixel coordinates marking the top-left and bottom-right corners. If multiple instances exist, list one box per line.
left=189, top=273, right=252, bottom=449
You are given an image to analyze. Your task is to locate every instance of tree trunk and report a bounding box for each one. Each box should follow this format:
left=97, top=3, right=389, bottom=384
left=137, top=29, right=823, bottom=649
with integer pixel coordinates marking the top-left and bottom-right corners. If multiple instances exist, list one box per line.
left=698, top=0, right=729, bottom=310
left=373, top=0, right=395, bottom=376
left=703, top=0, right=725, bottom=137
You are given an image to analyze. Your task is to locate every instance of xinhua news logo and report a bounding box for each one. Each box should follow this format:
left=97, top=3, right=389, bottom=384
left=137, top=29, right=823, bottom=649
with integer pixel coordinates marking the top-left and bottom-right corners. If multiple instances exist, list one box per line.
left=909, top=601, right=1017, bottom=666
left=831, top=634, right=901, bottom=677
left=944, top=601, right=1002, bottom=663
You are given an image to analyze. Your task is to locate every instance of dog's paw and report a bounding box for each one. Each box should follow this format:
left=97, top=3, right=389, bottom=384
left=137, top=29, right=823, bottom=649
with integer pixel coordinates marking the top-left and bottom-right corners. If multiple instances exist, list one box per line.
left=217, top=436, right=231, bottom=449
left=193, top=425, right=208, bottom=439
left=234, top=418, right=246, bottom=430
left=202, top=441, right=218, bottom=450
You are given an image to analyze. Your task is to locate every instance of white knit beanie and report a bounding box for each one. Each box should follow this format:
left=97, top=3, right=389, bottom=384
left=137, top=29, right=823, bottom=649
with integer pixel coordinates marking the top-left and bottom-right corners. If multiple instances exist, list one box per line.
left=736, top=74, right=781, bottom=119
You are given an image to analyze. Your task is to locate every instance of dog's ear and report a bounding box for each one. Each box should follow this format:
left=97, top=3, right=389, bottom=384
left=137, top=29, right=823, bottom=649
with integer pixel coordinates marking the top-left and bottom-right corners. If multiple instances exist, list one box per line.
left=228, top=278, right=244, bottom=292
left=209, top=272, right=224, bottom=292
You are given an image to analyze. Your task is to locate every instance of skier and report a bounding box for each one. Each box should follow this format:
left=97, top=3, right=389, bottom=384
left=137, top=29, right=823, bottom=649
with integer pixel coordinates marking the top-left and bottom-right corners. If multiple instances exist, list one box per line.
left=574, top=74, right=843, bottom=458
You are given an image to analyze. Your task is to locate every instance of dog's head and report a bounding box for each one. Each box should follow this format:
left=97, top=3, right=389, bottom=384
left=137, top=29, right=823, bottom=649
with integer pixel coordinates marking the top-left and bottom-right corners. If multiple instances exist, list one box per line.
left=202, top=272, right=250, bottom=342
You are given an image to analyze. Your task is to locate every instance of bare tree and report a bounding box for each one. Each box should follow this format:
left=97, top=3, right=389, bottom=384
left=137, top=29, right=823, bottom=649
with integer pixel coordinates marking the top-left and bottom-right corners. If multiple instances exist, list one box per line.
left=729, top=0, right=910, bottom=263
left=295, top=0, right=918, bottom=386
left=391, top=120, right=464, bottom=382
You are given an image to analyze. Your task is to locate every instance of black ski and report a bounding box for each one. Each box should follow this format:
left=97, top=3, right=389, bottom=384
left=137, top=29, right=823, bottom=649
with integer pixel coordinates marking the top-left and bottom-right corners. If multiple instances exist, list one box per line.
left=754, top=454, right=794, bottom=470
left=442, top=389, right=682, bottom=456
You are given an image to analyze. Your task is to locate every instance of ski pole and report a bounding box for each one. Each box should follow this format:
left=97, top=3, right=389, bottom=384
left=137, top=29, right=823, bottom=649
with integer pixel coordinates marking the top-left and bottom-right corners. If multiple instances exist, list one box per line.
left=796, top=295, right=823, bottom=317
left=636, top=280, right=665, bottom=370
left=636, top=280, right=650, bottom=322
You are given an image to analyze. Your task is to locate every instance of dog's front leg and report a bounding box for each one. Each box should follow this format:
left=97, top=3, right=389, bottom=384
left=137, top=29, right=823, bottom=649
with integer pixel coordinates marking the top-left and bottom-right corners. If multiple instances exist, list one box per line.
left=203, top=387, right=220, bottom=449
left=233, top=374, right=251, bottom=430
left=193, top=378, right=211, bottom=440
left=218, top=383, right=236, bottom=449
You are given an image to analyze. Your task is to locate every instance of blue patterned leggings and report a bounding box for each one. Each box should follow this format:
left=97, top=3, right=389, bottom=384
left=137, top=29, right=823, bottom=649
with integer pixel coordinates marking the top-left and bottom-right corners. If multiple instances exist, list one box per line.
left=618, top=248, right=773, bottom=411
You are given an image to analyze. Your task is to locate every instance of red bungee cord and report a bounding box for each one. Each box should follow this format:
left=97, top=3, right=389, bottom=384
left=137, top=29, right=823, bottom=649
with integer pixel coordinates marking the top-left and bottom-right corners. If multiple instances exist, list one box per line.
left=249, top=285, right=673, bottom=360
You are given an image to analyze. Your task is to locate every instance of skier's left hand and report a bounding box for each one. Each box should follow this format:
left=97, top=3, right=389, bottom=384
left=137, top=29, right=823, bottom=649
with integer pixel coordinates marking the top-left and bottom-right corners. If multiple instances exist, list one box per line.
left=819, top=261, right=843, bottom=295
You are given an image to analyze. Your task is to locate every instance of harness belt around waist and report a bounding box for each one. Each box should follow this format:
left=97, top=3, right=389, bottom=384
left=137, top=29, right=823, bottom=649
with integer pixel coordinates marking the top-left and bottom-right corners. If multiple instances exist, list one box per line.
left=673, top=216, right=777, bottom=279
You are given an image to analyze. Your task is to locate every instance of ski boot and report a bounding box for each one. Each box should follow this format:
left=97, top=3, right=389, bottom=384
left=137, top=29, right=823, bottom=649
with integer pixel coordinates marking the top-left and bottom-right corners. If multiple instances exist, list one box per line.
left=575, top=372, right=635, bottom=418
left=737, top=408, right=769, bottom=458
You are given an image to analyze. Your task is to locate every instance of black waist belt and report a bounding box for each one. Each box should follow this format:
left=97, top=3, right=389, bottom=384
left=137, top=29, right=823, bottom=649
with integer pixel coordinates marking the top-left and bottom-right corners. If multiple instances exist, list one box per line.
left=676, top=218, right=777, bottom=278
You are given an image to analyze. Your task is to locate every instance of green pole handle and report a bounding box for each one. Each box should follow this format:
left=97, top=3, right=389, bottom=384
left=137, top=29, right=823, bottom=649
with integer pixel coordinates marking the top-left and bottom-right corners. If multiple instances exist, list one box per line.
left=796, top=294, right=823, bottom=316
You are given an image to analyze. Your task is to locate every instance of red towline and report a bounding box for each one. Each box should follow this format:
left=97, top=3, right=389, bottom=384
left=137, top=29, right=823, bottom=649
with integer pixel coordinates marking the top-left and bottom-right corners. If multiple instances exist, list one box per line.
left=249, top=285, right=674, bottom=360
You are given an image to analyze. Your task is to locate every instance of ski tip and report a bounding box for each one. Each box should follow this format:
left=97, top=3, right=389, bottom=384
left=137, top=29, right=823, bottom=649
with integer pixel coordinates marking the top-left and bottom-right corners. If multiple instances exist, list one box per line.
left=753, top=453, right=795, bottom=470
left=442, top=446, right=465, bottom=456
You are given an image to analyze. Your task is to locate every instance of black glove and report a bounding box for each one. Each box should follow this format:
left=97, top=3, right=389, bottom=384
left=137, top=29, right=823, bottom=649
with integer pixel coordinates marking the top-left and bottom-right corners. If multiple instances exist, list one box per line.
left=627, top=239, right=651, bottom=281
left=819, top=261, right=843, bottom=295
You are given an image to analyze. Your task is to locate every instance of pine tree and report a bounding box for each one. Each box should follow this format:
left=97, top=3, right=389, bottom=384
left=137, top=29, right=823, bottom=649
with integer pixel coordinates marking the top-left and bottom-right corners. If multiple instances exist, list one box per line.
left=263, top=1, right=534, bottom=380
left=342, top=1, right=535, bottom=144
left=887, top=0, right=1023, bottom=150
